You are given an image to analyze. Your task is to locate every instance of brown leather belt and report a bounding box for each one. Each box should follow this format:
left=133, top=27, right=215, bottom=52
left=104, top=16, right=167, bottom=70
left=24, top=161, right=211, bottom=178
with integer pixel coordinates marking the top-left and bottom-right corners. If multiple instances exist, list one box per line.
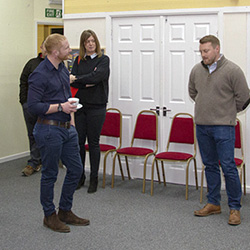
left=37, top=118, right=71, bottom=129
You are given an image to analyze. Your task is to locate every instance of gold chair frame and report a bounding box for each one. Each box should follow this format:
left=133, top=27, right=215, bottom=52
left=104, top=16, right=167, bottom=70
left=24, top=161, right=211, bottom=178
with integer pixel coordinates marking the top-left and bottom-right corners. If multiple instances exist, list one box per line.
left=111, top=110, right=158, bottom=193
left=151, top=113, right=198, bottom=200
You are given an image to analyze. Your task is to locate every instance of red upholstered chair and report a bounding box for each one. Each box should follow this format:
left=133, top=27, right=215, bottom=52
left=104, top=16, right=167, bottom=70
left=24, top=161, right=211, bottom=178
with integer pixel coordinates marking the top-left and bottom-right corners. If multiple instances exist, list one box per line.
left=151, top=113, right=198, bottom=199
left=111, top=110, right=158, bottom=193
left=85, top=108, right=122, bottom=188
left=200, top=118, right=246, bottom=203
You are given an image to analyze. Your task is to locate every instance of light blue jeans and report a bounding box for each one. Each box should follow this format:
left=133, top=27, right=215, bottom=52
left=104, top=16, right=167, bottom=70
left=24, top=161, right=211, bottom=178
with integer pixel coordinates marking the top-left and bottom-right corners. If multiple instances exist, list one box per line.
left=196, top=125, right=241, bottom=210
left=34, top=123, right=83, bottom=217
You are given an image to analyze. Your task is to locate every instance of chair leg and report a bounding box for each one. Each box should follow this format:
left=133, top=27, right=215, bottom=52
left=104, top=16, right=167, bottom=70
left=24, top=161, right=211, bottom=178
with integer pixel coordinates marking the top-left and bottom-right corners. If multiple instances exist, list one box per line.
left=161, top=161, right=166, bottom=186
left=151, top=158, right=155, bottom=196
left=194, top=159, right=198, bottom=190
left=239, top=166, right=243, bottom=192
left=143, top=161, right=146, bottom=194
left=111, top=152, right=118, bottom=188
left=185, top=163, right=189, bottom=200
left=243, top=163, right=246, bottom=195
left=155, top=160, right=161, bottom=184
left=200, top=165, right=205, bottom=203
left=142, top=154, right=151, bottom=194
left=125, top=156, right=131, bottom=180
left=102, top=152, right=109, bottom=188
left=117, top=155, right=125, bottom=180
left=239, top=167, right=243, bottom=205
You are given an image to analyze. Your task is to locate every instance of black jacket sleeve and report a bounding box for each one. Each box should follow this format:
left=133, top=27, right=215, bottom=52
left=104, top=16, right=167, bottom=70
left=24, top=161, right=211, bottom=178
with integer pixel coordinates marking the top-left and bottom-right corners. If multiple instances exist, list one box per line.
left=19, top=55, right=43, bottom=105
left=19, top=61, right=32, bottom=105
left=71, top=56, right=110, bottom=89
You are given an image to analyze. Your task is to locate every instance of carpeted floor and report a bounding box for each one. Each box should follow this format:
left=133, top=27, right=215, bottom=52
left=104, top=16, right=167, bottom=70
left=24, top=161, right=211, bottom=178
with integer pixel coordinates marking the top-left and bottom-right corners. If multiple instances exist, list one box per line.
left=0, top=156, right=249, bottom=250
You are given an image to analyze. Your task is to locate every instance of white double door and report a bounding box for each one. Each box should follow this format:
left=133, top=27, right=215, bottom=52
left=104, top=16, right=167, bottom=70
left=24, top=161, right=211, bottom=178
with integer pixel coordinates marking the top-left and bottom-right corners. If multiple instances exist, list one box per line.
left=111, top=14, right=218, bottom=185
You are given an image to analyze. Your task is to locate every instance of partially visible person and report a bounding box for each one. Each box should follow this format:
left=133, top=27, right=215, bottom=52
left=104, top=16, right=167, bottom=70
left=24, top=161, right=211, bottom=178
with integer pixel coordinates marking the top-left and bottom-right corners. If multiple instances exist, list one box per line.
left=19, top=41, right=46, bottom=176
left=189, top=35, right=249, bottom=226
left=28, top=33, right=89, bottom=233
left=70, top=29, right=110, bottom=193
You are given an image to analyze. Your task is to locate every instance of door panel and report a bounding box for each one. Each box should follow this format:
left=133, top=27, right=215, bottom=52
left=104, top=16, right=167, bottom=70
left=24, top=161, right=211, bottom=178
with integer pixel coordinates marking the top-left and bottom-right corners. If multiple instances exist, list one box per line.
left=113, top=17, right=160, bottom=111
left=162, top=14, right=218, bottom=185
left=163, top=14, right=218, bottom=117
left=112, top=17, right=160, bottom=179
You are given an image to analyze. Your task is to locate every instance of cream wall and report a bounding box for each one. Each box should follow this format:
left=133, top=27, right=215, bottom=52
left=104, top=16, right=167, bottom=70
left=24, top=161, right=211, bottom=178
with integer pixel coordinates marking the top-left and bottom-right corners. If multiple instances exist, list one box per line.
left=64, top=19, right=106, bottom=49
left=34, top=1, right=62, bottom=22
left=223, top=13, right=248, bottom=116
left=0, top=0, right=34, bottom=160
left=223, top=13, right=249, bottom=158
left=0, top=0, right=62, bottom=161
left=223, top=13, right=247, bottom=73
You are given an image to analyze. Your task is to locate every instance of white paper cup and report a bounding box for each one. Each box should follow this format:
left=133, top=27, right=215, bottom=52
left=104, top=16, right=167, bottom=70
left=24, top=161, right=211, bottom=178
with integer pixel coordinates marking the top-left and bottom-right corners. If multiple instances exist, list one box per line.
left=68, top=97, right=79, bottom=106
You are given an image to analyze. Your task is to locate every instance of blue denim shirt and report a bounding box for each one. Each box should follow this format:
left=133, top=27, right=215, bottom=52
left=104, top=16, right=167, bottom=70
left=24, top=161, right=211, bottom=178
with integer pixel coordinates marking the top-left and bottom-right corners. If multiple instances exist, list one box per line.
left=28, top=57, right=71, bottom=122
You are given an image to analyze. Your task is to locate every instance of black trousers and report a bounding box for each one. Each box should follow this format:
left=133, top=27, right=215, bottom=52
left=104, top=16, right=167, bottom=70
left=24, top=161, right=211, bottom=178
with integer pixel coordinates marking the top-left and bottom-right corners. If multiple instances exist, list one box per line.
left=22, top=102, right=41, bottom=168
left=75, top=106, right=106, bottom=179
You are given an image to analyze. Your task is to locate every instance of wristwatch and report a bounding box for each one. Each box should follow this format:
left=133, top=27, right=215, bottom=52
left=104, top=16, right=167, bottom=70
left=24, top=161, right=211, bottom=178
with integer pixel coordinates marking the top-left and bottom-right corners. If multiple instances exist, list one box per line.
left=58, top=103, right=63, bottom=112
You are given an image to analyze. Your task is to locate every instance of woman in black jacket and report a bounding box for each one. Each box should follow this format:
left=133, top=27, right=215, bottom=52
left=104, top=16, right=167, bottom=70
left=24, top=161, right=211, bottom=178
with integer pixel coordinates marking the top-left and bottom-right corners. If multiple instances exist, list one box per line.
left=70, top=30, right=110, bottom=193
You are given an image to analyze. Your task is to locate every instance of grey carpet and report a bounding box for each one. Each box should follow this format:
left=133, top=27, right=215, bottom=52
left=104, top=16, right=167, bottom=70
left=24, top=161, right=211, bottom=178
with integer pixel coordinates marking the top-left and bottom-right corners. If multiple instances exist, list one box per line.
left=0, top=156, right=249, bottom=250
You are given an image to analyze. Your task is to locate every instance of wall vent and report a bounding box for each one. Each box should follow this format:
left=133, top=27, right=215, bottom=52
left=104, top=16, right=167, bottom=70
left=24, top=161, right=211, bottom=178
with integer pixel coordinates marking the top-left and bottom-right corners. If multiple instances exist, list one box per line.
left=49, top=0, right=62, bottom=5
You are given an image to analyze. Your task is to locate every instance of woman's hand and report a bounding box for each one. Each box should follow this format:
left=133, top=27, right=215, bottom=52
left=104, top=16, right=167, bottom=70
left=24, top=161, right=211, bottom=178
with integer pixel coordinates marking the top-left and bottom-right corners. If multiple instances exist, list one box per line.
left=70, top=74, right=77, bottom=84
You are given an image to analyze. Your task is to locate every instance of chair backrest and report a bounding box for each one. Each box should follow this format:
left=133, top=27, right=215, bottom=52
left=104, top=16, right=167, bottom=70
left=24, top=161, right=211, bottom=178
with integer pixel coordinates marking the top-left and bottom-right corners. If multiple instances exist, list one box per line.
left=101, top=108, right=122, bottom=148
left=167, top=113, right=196, bottom=154
left=235, top=118, right=244, bottom=160
left=235, top=119, right=242, bottom=149
left=131, top=110, right=158, bottom=151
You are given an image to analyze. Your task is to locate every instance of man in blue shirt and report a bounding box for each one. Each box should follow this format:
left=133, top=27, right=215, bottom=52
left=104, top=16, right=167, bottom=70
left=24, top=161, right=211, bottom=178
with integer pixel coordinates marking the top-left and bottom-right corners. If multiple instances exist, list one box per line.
left=28, top=34, right=89, bottom=233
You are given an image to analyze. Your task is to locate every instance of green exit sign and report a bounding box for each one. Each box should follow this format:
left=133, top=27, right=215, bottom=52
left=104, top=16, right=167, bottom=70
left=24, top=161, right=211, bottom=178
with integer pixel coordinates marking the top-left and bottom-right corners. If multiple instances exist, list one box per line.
left=45, top=8, right=62, bottom=18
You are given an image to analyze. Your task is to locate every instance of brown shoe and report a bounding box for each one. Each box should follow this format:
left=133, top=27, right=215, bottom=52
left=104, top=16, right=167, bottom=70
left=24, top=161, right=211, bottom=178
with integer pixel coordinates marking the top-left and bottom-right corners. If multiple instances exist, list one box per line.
left=43, top=212, right=70, bottom=233
left=58, top=209, right=90, bottom=226
left=194, top=203, right=221, bottom=216
left=22, top=164, right=41, bottom=176
left=228, top=210, right=241, bottom=225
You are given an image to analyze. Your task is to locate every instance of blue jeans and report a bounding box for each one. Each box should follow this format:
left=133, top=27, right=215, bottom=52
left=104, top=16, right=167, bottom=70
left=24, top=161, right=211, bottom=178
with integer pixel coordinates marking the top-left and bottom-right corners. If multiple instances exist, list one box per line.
left=196, top=125, right=241, bottom=210
left=33, top=123, right=83, bottom=217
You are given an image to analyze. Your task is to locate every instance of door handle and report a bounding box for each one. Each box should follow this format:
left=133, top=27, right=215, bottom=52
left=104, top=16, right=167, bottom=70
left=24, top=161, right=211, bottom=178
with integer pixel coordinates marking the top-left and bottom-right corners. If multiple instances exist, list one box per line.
left=150, top=106, right=160, bottom=115
left=150, top=106, right=171, bottom=116
left=163, top=106, right=171, bottom=116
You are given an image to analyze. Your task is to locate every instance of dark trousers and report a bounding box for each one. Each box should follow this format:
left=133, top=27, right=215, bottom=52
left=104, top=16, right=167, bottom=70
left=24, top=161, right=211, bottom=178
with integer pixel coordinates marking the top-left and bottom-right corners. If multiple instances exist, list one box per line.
left=75, top=107, right=106, bottom=179
left=22, top=102, right=41, bottom=168
left=33, top=123, right=83, bottom=217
